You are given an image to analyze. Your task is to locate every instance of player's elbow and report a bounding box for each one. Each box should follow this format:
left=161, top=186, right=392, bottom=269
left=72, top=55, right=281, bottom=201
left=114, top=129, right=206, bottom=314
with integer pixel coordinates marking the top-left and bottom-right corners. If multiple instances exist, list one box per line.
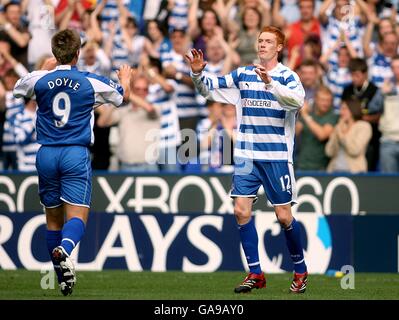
left=122, top=94, right=130, bottom=103
left=12, top=91, right=23, bottom=99
left=295, top=93, right=305, bottom=109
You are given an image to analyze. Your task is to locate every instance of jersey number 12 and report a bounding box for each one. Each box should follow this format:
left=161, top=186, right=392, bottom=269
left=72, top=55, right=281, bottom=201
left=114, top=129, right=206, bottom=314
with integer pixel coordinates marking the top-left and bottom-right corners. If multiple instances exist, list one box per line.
left=280, top=175, right=291, bottom=193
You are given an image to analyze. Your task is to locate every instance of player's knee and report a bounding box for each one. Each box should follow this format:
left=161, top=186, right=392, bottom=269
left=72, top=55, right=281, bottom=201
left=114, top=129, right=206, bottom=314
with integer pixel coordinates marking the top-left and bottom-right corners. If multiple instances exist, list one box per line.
left=275, top=206, right=292, bottom=228
left=276, top=216, right=291, bottom=228
left=234, top=205, right=251, bottom=220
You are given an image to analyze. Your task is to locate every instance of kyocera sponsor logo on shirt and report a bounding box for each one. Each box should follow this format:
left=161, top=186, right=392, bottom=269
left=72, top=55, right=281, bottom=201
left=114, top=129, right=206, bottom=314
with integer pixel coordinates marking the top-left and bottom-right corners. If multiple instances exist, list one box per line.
left=242, top=99, right=271, bottom=108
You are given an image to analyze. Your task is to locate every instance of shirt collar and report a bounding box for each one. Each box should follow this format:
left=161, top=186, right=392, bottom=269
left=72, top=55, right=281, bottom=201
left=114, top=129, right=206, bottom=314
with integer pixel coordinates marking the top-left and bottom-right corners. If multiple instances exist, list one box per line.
left=56, top=65, right=78, bottom=71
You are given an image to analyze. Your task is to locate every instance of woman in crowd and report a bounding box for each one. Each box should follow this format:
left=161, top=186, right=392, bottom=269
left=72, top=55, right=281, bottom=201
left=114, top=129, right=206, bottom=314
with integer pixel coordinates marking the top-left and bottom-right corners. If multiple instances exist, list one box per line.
left=325, top=98, right=372, bottom=173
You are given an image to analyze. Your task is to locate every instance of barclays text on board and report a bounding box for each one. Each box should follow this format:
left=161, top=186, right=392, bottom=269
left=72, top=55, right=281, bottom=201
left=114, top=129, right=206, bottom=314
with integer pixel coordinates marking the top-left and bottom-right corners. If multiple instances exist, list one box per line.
left=1, top=212, right=353, bottom=273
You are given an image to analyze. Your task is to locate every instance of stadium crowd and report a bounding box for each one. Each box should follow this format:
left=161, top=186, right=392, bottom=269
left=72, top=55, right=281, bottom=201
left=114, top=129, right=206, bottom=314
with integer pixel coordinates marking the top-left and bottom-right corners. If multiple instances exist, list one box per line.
left=1, top=0, right=399, bottom=174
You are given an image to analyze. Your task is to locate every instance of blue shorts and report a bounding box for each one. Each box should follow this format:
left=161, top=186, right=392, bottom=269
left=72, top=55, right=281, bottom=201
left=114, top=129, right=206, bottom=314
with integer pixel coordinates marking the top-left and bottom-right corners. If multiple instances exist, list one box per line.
left=230, top=160, right=297, bottom=206
left=36, top=145, right=92, bottom=208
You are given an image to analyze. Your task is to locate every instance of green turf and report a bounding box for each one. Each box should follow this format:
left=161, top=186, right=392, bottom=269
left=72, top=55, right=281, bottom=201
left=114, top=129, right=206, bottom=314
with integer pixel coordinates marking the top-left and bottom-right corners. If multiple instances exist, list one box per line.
left=0, top=270, right=398, bottom=300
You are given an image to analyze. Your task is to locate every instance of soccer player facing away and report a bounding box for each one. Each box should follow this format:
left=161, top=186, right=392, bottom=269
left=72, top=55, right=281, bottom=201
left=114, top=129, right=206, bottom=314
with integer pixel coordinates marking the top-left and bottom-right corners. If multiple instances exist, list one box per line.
left=13, top=29, right=131, bottom=295
left=186, top=26, right=308, bottom=293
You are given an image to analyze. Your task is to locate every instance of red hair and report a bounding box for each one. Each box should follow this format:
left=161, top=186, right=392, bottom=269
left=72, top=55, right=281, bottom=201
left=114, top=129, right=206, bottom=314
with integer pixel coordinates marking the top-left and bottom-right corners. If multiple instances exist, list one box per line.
left=259, top=26, right=285, bottom=47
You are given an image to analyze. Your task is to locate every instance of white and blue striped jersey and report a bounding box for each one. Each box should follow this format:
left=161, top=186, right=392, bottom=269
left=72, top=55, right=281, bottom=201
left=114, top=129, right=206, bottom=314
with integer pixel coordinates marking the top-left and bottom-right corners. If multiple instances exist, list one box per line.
left=110, top=27, right=130, bottom=81
left=161, top=49, right=201, bottom=118
left=127, top=34, right=146, bottom=67
left=78, top=49, right=112, bottom=78
left=369, top=52, right=393, bottom=88
left=100, top=0, right=129, bottom=24
left=147, top=82, right=181, bottom=148
left=99, top=1, right=130, bottom=80
left=325, top=66, right=352, bottom=112
left=322, top=16, right=364, bottom=69
left=168, top=0, right=189, bottom=32
left=204, top=61, right=224, bottom=76
left=13, top=65, right=124, bottom=147
left=2, top=92, right=25, bottom=152
left=14, top=108, right=40, bottom=172
left=191, top=63, right=305, bottom=163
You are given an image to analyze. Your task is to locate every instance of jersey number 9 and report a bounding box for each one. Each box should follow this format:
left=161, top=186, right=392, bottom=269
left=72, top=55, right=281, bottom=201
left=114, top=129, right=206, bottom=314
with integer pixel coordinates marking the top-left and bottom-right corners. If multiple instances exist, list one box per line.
left=52, top=92, right=71, bottom=128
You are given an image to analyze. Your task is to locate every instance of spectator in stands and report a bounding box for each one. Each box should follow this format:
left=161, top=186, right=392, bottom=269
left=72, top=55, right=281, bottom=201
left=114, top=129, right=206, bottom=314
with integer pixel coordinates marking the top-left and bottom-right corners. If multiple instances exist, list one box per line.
left=188, top=0, right=222, bottom=59
left=121, top=16, right=158, bottom=68
left=77, top=40, right=113, bottom=170
left=144, top=57, right=181, bottom=172
left=145, top=19, right=172, bottom=58
left=232, top=6, right=263, bottom=66
left=367, top=31, right=398, bottom=89
left=284, top=0, right=321, bottom=70
left=273, top=0, right=302, bottom=27
left=55, top=0, right=93, bottom=32
left=294, top=58, right=322, bottom=161
left=319, top=0, right=369, bottom=70
left=321, top=37, right=356, bottom=112
left=342, top=58, right=384, bottom=171
left=14, top=98, right=39, bottom=172
left=378, top=55, right=399, bottom=173
left=325, top=97, right=372, bottom=173
left=204, top=29, right=239, bottom=76
left=238, top=0, right=271, bottom=26
left=0, top=1, right=30, bottom=68
left=296, top=59, right=321, bottom=107
left=168, top=0, right=189, bottom=32
left=97, top=74, right=160, bottom=172
left=287, top=33, right=323, bottom=74
left=64, top=4, right=106, bottom=45
left=197, top=100, right=223, bottom=171
left=161, top=28, right=201, bottom=132
left=1, top=69, right=25, bottom=170
left=301, top=34, right=323, bottom=64
left=78, top=40, right=111, bottom=76
left=0, top=39, right=28, bottom=78
left=362, top=17, right=395, bottom=57
left=26, top=0, right=56, bottom=71
left=219, top=103, right=236, bottom=171
left=224, top=0, right=270, bottom=36
left=197, top=101, right=236, bottom=172
left=295, top=86, right=338, bottom=171
left=103, top=3, right=131, bottom=82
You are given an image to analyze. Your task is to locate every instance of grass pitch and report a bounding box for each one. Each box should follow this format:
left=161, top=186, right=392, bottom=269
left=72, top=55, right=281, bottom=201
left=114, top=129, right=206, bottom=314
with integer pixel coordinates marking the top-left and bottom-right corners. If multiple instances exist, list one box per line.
left=0, top=270, right=398, bottom=300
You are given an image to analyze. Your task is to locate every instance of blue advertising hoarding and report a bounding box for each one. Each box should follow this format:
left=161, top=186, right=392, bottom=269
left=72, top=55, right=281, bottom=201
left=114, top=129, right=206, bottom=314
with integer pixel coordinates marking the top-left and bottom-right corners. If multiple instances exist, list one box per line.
left=0, top=212, right=355, bottom=273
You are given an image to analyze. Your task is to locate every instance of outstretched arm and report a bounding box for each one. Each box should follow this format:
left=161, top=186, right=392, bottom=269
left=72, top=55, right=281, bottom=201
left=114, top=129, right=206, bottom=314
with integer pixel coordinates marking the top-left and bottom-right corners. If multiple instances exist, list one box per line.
left=185, top=49, right=240, bottom=105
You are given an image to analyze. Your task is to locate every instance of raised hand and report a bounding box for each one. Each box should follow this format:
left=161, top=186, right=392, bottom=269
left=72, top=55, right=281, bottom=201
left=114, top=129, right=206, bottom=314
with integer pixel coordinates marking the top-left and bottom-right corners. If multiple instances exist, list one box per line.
left=117, top=64, right=132, bottom=82
left=117, top=64, right=132, bottom=102
left=40, top=57, right=58, bottom=71
left=254, top=63, right=272, bottom=84
left=185, top=49, right=207, bottom=74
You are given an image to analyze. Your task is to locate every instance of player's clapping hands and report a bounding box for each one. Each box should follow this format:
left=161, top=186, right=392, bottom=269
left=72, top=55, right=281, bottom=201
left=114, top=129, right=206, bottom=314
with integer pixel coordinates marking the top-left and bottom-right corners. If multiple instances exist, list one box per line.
left=185, top=49, right=207, bottom=74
